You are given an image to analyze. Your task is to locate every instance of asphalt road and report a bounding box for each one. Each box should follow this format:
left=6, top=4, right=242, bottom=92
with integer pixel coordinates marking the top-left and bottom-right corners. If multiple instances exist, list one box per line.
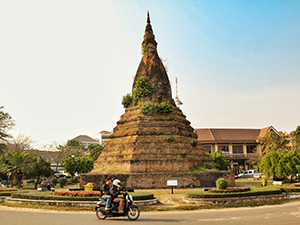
left=1, top=201, right=300, bottom=225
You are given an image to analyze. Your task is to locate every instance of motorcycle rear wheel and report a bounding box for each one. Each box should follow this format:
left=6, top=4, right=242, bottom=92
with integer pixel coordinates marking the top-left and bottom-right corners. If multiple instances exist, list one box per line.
left=96, top=206, right=106, bottom=220
left=127, top=207, right=140, bottom=221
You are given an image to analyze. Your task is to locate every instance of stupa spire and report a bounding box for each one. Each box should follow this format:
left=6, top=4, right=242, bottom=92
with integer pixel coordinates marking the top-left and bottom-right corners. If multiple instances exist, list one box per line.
left=143, top=11, right=157, bottom=52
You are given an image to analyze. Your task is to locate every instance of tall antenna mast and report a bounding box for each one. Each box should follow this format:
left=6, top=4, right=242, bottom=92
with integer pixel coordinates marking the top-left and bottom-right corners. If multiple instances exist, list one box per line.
left=175, top=77, right=183, bottom=107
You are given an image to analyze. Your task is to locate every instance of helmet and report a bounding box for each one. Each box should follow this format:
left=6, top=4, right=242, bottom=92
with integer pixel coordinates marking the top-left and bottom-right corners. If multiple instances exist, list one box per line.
left=113, top=179, right=121, bottom=187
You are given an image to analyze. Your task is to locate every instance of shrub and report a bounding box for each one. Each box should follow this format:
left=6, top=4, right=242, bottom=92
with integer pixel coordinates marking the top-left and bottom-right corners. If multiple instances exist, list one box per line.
left=189, top=163, right=205, bottom=172
left=71, top=177, right=78, bottom=185
left=51, top=178, right=58, bottom=186
left=164, top=136, right=176, bottom=142
left=132, top=76, right=155, bottom=104
left=158, top=101, right=173, bottom=114
left=216, top=178, right=228, bottom=190
left=141, top=102, right=159, bottom=116
left=190, top=139, right=199, bottom=147
left=208, top=187, right=250, bottom=193
left=186, top=188, right=282, bottom=199
left=281, top=187, right=300, bottom=193
left=122, top=93, right=133, bottom=108
left=141, top=41, right=149, bottom=55
left=141, top=101, right=173, bottom=116
left=58, top=178, right=67, bottom=188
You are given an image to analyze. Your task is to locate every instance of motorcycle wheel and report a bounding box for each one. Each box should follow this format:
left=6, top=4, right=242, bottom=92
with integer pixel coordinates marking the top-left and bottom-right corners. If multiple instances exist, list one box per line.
left=96, top=206, right=106, bottom=220
left=127, top=207, right=140, bottom=221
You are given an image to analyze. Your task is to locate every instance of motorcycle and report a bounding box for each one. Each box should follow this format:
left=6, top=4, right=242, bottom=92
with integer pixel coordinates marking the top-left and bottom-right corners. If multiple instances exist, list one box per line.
left=94, top=191, right=140, bottom=221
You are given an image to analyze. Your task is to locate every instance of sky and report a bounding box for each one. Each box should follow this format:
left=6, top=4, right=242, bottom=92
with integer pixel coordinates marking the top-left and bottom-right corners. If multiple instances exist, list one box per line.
left=1, top=0, right=300, bottom=148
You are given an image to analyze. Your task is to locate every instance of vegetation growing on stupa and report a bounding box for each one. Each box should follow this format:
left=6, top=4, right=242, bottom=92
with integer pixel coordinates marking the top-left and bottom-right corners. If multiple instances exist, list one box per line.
left=141, top=41, right=149, bottom=55
left=141, top=101, right=173, bottom=116
left=122, top=76, right=173, bottom=116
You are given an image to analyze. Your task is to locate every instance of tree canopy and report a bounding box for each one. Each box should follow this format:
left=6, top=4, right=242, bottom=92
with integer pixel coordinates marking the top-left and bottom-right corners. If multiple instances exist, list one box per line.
left=0, top=106, right=15, bottom=142
left=258, top=126, right=300, bottom=181
left=0, top=151, right=34, bottom=188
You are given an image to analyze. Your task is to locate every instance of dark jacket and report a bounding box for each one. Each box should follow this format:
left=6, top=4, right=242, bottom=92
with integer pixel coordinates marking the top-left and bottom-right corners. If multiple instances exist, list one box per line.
left=109, top=185, right=121, bottom=199
left=101, top=183, right=110, bottom=195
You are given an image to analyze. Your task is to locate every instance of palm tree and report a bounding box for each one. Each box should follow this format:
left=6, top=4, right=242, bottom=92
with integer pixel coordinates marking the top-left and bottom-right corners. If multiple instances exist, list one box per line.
left=0, top=151, right=34, bottom=188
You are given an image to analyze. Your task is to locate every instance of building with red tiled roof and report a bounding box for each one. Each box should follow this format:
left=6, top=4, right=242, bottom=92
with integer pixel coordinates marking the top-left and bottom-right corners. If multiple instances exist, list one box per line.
left=195, top=126, right=278, bottom=173
left=71, top=135, right=99, bottom=148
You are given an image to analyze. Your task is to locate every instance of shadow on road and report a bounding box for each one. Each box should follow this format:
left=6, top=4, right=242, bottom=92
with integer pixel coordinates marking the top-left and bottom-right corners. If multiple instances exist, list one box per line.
left=106, top=218, right=180, bottom=223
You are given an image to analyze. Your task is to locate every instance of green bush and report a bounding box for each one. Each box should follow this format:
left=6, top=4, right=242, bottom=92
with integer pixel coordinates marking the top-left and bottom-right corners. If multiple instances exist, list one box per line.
left=158, top=101, right=173, bottom=114
left=71, top=177, right=78, bottom=185
left=132, top=76, right=155, bottom=104
left=122, top=93, right=133, bottom=108
left=58, top=178, right=67, bottom=188
left=216, top=178, right=228, bottom=190
left=186, top=188, right=282, bottom=199
left=51, top=178, right=58, bottom=186
left=208, top=187, right=250, bottom=193
left=141, top=102, right=159, bottom=116
left=141, top=41, right=149, bottom=55
left=141, top=101, right=173, bottom=116
left=164, top=136, right=176, bottom=142
left=280, top=187, right=300, bottom=193
left=190, top=139, right=199, bottom=147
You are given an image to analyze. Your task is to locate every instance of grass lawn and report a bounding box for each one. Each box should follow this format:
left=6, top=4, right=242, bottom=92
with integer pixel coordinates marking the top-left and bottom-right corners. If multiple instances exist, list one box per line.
left=1, top=179, right=299, bottom=212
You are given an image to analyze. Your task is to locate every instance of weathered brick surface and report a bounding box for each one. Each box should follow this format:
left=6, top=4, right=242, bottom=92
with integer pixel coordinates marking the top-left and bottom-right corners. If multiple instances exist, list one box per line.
left=80, top=171, right=235, bottom=189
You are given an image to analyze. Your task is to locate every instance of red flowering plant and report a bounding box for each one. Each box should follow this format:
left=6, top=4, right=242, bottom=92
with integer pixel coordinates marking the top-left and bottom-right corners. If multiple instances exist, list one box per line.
left=53, top=190, right=100, bottom=197
left=0, top=188, right=18, bottom=192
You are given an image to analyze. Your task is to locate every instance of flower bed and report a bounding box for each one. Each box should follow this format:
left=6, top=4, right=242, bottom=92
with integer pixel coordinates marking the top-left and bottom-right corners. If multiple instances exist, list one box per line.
left=292, top=183, right=300, bottom=187
left=0, top=188, right=17, bottom=192
left=53, top=190, right=100, bottom=197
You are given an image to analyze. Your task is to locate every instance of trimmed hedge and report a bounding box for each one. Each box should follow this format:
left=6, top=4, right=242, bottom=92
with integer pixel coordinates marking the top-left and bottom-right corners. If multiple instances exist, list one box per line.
left=187, top=189, right=282, bottom=199
left=208, top=187, right=251, bottom=193
left=280, top=187, right=300, bottom=193
left=0, top=192, right=13, bottom=196
left=11, top=192, right=154, bottom=201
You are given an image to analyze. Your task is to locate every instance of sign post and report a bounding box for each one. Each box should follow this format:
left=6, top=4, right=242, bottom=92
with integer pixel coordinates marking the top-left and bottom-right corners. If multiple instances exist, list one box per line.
left=167, top=180, right=178, bottom=194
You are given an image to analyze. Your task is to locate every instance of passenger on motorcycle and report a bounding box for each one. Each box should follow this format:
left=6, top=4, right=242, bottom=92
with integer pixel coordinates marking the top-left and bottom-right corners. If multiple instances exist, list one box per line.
left=109, top=179, right=125, bottom=213
left=101, top=177, right=113, bottom=211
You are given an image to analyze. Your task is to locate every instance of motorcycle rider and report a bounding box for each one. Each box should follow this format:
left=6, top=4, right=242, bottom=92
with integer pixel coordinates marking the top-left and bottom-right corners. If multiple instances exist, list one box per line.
left=110, top=179, right=125, bottom=213
left=101, top=177, right=113, bottom=211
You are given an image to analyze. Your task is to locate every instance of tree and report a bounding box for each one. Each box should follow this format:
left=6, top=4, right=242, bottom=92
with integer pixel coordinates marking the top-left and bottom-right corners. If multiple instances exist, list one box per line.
left=63, top=156, right=77, bottom=178
left=259, top=151, right=280, bottom=178
left=57, top=139, right=85, bottom=159
left=290, top=125, right=300, bottom=152
left=257, top=130, right=289, bottom=153
left=0, top=151, right=34, bottom=188
left=0, top=106, right=15, bottom=142
left=28, top=157, right=52, bottom=189
left=6, top=133, right=35, bottom=153
left=209, top=151, right=227, bottom=170
left=258, top=127, right=300, bottom=181
left=64, top=156, right=94, bottom=177
left=77, top=156, right=94, bottom=174
left=88, top=144, right=103, bottom=161
left=259, top=150, right=300, bottom=181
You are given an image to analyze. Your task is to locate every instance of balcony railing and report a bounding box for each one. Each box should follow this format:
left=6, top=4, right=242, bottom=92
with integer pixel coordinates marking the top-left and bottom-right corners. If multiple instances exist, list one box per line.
left=224, top=153, right=257, bottom=159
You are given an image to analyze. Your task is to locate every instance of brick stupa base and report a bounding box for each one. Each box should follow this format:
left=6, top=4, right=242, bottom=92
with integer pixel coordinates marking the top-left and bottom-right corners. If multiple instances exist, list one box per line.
left=80, top=171, right=235, bottom=189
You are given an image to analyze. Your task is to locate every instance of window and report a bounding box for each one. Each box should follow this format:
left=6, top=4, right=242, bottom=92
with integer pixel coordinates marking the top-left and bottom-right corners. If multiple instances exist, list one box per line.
left=247, top=145, right=256, bottom=153
left=232, top=145, right=243, bottom=153
left=218, top=145, right=228, bottom=154
left=203, top=145, right=211, bottom=153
